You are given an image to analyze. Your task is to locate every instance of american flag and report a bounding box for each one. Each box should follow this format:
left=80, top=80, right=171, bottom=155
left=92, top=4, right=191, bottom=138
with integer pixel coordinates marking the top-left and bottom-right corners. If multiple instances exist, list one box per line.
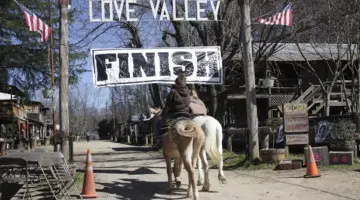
left=258, top=2, right=293, bottom=27
left=14, top=0, right=51, bottom=42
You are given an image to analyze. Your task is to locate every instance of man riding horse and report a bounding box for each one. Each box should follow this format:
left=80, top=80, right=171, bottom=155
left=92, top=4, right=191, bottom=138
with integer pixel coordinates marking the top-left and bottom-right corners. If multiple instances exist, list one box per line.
left=153, top=73, right=207, bottom=150
left=161, top=73, right=191, bottom=134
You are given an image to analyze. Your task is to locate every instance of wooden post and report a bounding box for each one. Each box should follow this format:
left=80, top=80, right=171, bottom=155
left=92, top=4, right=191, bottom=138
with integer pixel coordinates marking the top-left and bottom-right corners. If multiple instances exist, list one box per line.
left=227, top=132, right=233, bottom=152
left=150, top=134, right=153, bottom=146
left=239, top=0, right=260, bottom=160
left=58, top=0, right=70, bottom=161
left=0, top=139, right=5, bottom=156
left=134, top=124, right=138, bottom=144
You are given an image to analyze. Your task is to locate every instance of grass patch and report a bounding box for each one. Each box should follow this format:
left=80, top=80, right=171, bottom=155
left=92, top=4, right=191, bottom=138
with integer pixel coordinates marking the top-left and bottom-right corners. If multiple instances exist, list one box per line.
left=76, top=172, right=84, bottom=187
left=222, top=150, right=275, bottom=170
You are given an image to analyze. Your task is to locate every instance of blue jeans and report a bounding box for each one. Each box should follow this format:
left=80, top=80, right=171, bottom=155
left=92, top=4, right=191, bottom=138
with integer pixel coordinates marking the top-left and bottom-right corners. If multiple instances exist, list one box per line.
left=156, top=118, right=165, bottom=137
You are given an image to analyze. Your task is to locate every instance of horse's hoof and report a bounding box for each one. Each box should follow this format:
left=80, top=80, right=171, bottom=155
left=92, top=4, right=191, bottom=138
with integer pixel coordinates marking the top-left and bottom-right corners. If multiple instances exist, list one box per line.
left=202, top=183, right=210, bottom=191
left=197, top=180, right=203, bottom=186
left=218, top=175, right=227, bottom=185
left=166, top=188, right=173, bottom=194
left=186, top=193, right=192, bottom=198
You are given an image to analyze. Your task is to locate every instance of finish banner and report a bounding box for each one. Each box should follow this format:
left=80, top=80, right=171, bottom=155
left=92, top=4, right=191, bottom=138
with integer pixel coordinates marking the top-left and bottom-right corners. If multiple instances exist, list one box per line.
left=91, top=46, right=223, bottom=87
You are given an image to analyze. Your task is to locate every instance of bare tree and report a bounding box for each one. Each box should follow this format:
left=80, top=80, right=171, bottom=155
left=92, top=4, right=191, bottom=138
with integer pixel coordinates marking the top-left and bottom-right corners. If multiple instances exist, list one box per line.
left=292, top=0, right=360, bottom=116
left=68, top=84, right=104, bottom=136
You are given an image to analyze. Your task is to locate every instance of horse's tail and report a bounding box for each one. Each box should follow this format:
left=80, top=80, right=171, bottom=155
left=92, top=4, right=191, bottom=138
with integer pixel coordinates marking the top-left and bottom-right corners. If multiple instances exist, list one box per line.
left=174, top=120, right=197, bottom=138
left=202, top=120, right=221, bottom=161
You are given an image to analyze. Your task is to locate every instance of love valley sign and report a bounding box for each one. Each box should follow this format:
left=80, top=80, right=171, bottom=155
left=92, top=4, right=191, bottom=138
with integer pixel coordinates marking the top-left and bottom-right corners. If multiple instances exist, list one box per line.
left=89, top=0, right=222, bottom=22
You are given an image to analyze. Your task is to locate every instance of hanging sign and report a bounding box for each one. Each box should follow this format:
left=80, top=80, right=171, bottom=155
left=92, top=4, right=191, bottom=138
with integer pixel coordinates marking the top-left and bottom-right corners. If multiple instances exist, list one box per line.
left=88, top=0, right=222, bottom=22
left=91, top=46, right=223, bottom=87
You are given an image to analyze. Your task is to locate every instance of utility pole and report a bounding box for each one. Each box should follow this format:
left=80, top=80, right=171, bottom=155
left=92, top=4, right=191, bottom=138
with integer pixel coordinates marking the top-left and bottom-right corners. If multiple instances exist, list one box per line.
left=57, top=0, right=70, bottom=161
left=48, top=0, right=57, bottom=152
left=239, top=0, right=260, bottom=160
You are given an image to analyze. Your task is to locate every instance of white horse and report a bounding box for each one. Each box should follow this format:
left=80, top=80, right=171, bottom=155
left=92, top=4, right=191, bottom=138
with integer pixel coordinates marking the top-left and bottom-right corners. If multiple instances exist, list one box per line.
left=148, top=107, right=227, bottom=191
left=192, top=115, right=227, bottom=189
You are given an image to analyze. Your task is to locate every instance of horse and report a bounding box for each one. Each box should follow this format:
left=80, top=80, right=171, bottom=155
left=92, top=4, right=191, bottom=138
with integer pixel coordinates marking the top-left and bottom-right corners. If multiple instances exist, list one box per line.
left=161, top=116, right=205, bottom=200
left=149, top=107, right=227, bottom=192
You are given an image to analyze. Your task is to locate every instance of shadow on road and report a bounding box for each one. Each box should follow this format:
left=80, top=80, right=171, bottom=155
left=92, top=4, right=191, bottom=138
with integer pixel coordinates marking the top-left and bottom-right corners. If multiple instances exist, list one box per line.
left=73, top=146, right=153, bottom=157
left=111, top=146, right=152, bottom=152
left=90, top=156, right=163, bottom=163
left=78, top=167, right=159, bottom=175
left=97, top=179, right=188, bottom=200
left=98, top=165, right=166, bottom=169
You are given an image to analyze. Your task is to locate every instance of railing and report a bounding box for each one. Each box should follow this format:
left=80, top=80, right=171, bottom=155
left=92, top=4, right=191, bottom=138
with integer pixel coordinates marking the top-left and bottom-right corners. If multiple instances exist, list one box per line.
left=293, top=85, right=321, bottom=103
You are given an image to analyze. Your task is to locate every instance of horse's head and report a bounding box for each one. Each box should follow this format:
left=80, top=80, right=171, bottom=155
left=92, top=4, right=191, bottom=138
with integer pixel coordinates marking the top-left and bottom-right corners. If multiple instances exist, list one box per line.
left=148, top=106, right=162, bottom=116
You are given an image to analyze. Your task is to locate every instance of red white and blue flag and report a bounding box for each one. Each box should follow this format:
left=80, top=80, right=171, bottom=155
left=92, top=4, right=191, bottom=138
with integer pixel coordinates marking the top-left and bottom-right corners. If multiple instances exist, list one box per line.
left=258, top=2, right=293, bottom=27
left=14, top=0, right=51, bottom=42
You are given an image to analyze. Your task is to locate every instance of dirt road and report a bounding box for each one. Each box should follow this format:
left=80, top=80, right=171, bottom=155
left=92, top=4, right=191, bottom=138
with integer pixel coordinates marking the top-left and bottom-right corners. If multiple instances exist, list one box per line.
left=73, top=140, right=360, bottom=200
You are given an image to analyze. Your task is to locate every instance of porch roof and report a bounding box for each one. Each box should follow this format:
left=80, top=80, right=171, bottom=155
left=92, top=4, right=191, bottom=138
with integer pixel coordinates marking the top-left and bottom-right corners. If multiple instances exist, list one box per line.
left=230, top=43, right=359, bottom=62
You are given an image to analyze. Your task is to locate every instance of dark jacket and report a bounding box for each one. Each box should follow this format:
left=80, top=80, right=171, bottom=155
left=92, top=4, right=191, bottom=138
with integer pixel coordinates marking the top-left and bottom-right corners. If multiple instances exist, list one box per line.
left=163, top=85, right=190, bottom=119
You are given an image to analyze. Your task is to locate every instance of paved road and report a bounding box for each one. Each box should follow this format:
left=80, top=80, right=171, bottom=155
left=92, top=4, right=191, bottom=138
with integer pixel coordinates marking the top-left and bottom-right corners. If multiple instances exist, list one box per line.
left=73, top=141, right=360, bottom=200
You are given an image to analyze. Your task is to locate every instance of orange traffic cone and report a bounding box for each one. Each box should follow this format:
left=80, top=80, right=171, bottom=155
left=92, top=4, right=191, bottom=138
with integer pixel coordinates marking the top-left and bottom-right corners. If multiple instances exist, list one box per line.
left=81, top=149, right=98, bottom=198
left=304, top=145, right=321, bottom=178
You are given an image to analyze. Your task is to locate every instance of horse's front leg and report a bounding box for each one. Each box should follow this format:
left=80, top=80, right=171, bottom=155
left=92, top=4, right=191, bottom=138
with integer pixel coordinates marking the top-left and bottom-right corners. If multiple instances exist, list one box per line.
left=165, top=156, right=173, bottom=193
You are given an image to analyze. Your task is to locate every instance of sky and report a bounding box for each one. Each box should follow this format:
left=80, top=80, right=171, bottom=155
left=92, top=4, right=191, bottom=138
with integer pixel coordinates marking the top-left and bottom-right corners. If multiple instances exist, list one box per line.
left=68, top=0, right=164, bottom=108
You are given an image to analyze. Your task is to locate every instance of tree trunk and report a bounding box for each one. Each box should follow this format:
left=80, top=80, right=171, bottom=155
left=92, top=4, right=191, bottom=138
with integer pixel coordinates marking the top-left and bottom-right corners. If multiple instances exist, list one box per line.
left=207, top=85, right=218, bottom=116
left=240, top=0, right=260, bottom=160
left=324, top=92, right=330, bottom=116
left=149, top=84, right=163, bottom=108
left=215, top=85, right=227, bottom=125
left=357, top=66, right=360, bottom=112
left=59, top=3, right=70, bottom=161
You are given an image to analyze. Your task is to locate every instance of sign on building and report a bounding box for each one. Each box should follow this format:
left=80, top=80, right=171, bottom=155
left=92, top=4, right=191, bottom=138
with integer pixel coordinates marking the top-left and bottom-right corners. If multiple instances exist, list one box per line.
left=91, top=46, right=224, bottom=87
left=283, top=103, right=309, bottom=145
left=283, top=103, right=309, bottom=133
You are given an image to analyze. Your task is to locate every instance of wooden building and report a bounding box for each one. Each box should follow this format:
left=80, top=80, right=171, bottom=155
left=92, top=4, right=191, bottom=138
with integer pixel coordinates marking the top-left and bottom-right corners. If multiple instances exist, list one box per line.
left=24, top=101, right=49, bottom=141
left=0, top=84, right=50, bottom=147
left=206, top=43, right=358, bottom=151
left=0, top=84, right=28, bottom=139
left=226, top=43, right=358, bottom=125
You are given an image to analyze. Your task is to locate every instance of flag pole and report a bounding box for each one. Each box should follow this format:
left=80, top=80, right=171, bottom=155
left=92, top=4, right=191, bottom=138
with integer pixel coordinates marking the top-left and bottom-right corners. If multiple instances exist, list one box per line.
left=48, top=0, right=57, bottom=152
